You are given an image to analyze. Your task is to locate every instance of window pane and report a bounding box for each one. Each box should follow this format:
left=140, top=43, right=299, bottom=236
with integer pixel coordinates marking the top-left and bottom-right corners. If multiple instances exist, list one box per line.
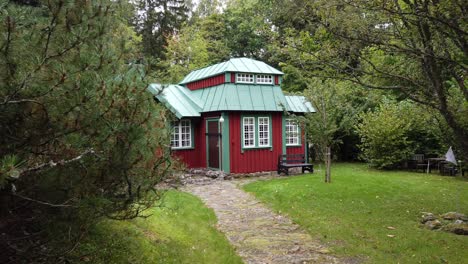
left=286, top=119, right=299, bottom=146
left=243, top=117, right=255, bottom=147
left=258, top=117, right=269, bottom=146
left=237, top=73, right=254, bottom=83
left=256, top=75, right=273, bottom=84
left=171, top=120, right=191, bottom=148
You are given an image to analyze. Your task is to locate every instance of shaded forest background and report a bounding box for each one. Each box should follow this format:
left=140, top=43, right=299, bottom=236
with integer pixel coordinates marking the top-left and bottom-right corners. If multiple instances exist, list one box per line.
left=0, top=0, right=466, bottom=262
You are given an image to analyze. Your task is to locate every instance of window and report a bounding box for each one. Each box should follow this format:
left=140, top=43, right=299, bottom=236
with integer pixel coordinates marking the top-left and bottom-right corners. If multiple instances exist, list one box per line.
left=285, top=119, right=299, bottom=146
left=258, top=117, right=270, bottom=146
left=243, top=117, right=255, bottom=147
left=237, top=73, right=254, bottom=83
left=256, top=75, right=273, bottom=84
left=242, top=116, right=271, bottom=149
left=171, top=120, right=192, bottom=149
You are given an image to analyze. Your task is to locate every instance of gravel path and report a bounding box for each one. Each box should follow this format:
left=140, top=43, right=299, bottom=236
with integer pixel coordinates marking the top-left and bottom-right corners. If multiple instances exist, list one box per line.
left=184, top=180, right=345, bottom=264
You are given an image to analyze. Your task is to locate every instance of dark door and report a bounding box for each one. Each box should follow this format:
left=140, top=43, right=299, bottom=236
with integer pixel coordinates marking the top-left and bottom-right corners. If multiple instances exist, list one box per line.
left=207, top=120, right=220, bottom=169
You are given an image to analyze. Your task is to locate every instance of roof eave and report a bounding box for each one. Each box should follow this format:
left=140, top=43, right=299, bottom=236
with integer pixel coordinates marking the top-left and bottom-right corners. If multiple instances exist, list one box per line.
left=148, top=84, right=202, bottom=119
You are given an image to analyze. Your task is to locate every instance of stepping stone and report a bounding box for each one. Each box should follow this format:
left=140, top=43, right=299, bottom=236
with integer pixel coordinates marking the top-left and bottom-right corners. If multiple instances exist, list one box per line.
left=184, top=180, right=346, bottom=264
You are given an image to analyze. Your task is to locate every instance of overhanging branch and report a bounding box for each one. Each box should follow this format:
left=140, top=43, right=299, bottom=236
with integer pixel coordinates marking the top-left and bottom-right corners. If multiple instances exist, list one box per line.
left=19, top=148, right=97, bottom=177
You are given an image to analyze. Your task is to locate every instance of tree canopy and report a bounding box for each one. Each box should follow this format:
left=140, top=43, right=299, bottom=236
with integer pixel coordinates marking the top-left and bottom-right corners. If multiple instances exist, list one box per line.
left=1, top=0, right=466, bottom=261
left=0, top=0, right=172, bottom=260
left=133, top=0, right=189, bottom=63
left=271, top=0, right=467, bottom=160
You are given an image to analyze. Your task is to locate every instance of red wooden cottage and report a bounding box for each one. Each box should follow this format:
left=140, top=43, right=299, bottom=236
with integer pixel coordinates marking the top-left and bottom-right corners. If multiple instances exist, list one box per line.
left=148, top=58, right=315, bottom=174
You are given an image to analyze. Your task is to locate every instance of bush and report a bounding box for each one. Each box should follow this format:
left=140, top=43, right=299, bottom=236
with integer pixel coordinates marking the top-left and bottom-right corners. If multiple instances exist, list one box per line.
left=356, top=100, right=444, bottom=169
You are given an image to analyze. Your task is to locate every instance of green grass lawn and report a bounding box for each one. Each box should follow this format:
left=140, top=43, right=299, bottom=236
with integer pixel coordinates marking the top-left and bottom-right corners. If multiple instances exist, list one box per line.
left=73, top=191, right=242, bottom=264
left=243, top=163, right=468, bottom=264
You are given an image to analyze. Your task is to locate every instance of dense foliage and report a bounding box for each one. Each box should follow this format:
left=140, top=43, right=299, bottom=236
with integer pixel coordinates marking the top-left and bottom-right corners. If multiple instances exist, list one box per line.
left=303, top=79, right=374, bottom=180
left=356, top=100, right=444, bottom=168
left=1, top=0, right=466, bottom=261
left=269, top=0, right=467, bottom=162
left=133, top=0, right=189, bottom=63
left=0, top=0, right=172, bottom=261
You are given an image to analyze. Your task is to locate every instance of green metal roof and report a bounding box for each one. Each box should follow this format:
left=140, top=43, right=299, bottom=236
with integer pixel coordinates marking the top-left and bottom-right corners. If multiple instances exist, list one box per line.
left=192, top=84, right=289, bottom=112
left=149, top=83, right=316, bottom=117
left=180, top=57, right=284, bottom=84
left=285, top=95, right=316, bottom=113
left=147, top=84, right=202, bottom=118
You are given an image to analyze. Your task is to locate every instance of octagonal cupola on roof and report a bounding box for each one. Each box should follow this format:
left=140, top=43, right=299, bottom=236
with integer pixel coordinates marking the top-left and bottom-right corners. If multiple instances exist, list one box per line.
left=179, top=57, right=284, bottom=91
left=147, top=57, right=314, bottom=119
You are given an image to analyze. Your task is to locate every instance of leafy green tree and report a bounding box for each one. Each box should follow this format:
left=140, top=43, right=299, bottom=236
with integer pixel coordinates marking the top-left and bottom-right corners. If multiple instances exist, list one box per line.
left=199, top=14, right=231, bottom=62
left=304, top=78, right=371, bottom=182
left=223, top=0, right=271, bottom=59
left=159, top=0, right=277, bottom=79
left=279, top=0, right=468, bottom=163
left=267, top=0, right=320, bottom=36
left=133, top=0, right=189, bottom=62
left=356, top=100, right=445, bottom=169
left=356, top=101, right=415, bottom=169
left=159, top=13, right=231, bottom=82
left=162, top=25, right=210, bottom=82
left=193, top=0, right=221, bottom=18
left=0, top=0, right=172, bottom=261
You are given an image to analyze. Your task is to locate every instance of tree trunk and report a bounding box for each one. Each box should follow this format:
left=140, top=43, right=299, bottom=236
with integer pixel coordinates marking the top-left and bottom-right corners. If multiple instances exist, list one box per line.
left=416, top=11, right=468, bottom=163
left=325, top=146, right=331, bottom=183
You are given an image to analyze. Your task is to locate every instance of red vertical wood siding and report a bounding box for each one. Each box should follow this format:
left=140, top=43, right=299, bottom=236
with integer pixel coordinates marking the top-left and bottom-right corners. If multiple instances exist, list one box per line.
left=231, top=73, right=235, bottom=83
left=172, top=119, right=206, bottom=168
left=172, top=112, right=305, bottom=173
left=286, top=130, right=306, bottom=155
left=173, top=112, right=223, bottom=169
left=229, top=112, right=284, bottom=173
left=186, top=74, right=225, bottom=90
left=286, top=146, right=304, bottom=155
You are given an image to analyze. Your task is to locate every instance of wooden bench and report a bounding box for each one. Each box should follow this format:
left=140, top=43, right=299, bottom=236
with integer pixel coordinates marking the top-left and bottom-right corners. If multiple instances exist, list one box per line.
left=408, top=154, right=427, bottom=172
left=277, top=154, right=314, bottom=175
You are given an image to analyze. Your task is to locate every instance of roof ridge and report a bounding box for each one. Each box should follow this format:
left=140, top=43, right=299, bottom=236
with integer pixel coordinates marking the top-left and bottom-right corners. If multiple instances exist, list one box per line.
left=179, top=57, right=283, bottom=84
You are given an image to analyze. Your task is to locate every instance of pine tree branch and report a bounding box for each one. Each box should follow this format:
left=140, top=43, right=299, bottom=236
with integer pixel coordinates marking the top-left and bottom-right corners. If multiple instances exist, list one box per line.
left=12, top=193, right=75, bottom=208
left=19, top=148, right=97, bottom=177
left=0, top=99, right=43, bottom=105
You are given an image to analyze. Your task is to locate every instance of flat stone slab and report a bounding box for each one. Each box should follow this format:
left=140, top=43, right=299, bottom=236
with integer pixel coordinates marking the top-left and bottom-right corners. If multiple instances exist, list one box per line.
left=184, top=180, right=344, bottom=264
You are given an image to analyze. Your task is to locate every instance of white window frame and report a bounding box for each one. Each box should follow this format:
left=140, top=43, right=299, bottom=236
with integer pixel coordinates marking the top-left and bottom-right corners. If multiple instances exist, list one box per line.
left=171, top=120, right=192, bottom=149
left=243, top=117, right=256, bottom=148
left=258, top=117, right=270, bottom=147
left=256, top=75, right=273, bottom=84
left=237, top=73, right=254, bottom=83
left=285, top=119, right=300, bottom=146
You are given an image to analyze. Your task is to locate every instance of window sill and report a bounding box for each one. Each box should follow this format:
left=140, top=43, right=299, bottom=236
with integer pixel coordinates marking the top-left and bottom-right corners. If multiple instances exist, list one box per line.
left=242, top=146, right=272, bottom=150
left=171, top=147, right=195, bottom=150
left=286, top=144, right=302, bottom=147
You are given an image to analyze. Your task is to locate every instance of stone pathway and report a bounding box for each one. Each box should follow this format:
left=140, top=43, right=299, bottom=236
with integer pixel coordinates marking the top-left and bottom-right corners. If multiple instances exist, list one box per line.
left=184, top=179, right=345, bottom=264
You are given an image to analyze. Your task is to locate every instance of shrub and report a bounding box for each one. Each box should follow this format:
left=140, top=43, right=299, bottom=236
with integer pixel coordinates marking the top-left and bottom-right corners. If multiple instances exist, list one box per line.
left=356, top=100, right=444, bottom=169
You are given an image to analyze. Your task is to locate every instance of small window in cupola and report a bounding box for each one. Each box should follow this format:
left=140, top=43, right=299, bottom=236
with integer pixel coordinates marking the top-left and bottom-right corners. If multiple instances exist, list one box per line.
left=237, top=73, right=254, bottom=83
left=256, top=75, right=273, bottom=84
